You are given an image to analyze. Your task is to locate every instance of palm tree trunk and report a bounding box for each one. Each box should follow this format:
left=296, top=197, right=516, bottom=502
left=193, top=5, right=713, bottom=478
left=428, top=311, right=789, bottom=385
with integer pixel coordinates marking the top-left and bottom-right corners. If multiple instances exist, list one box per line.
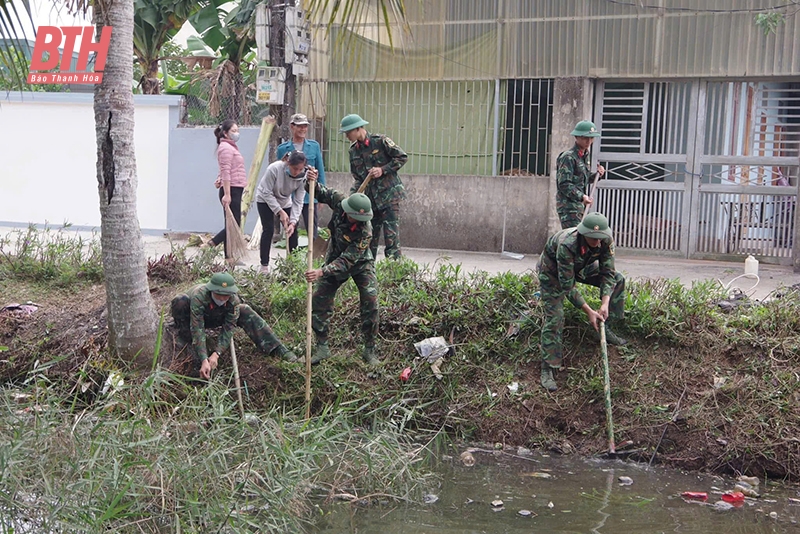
left=141, top=58, right=161, bottom=94
left=94, top=0, right=158, bottom=363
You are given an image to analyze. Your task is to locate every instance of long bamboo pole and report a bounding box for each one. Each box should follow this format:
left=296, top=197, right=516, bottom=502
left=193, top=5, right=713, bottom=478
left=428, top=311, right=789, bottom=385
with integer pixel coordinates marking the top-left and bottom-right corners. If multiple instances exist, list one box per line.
left=600, top=320, right=615, bottom=454
left=304, top=180, right=316, bottom=420
left=230, top=339, right=245, bottom=419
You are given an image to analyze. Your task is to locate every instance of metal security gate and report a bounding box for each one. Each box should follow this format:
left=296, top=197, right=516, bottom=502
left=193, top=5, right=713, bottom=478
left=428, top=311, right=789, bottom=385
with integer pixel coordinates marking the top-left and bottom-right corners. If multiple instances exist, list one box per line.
left=593, top=80, right=799, bottom=264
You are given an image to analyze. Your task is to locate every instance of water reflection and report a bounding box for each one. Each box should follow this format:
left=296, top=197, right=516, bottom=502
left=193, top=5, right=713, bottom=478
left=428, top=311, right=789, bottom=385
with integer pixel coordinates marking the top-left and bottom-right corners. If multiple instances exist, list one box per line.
left=311, top=452, right=799, bottom=533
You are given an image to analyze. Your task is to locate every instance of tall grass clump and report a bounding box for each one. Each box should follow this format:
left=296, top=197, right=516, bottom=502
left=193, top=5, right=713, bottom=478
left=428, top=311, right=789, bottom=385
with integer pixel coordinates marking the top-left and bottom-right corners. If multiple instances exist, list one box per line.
left=0, top=224, right=103, bottom=285
left=0, top=365, right=436, bottom=533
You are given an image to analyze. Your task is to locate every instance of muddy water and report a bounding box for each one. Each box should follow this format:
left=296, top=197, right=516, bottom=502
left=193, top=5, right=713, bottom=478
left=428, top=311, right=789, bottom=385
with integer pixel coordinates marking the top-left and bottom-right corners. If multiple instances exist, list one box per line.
left=312, top=451, right=800, bottom=533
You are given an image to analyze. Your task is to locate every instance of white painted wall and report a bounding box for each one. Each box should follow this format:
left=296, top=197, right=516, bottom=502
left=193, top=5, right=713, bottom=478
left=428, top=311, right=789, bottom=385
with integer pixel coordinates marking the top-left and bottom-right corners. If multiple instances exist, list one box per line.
left=0, top=92, right=180, bottom=230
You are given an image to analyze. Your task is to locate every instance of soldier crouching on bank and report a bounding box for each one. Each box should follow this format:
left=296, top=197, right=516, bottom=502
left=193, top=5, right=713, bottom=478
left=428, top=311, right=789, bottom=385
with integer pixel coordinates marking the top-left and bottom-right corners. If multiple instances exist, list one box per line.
left=303, top=175, right=380, bottom=366
left=171, top=272, right=297, bottom=379
left=537, top=213, right=627, bottom=392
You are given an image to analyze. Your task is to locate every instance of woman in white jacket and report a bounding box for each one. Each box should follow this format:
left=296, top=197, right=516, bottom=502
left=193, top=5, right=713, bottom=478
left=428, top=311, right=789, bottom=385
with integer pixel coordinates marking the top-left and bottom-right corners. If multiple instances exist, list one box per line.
left=256, top=151, right=318, bottom=273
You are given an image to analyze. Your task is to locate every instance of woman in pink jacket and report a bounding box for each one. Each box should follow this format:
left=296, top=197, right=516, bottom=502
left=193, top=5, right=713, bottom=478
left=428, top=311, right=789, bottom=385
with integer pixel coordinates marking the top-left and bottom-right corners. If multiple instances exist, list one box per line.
left=207, top=120, right=247, bottom=259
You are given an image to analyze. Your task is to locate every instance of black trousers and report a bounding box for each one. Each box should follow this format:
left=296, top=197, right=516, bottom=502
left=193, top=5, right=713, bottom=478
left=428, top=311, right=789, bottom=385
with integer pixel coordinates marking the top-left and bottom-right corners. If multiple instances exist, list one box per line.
left=257, top=202, right=299, bottom=266
left=212, top=186, right=244, bottom=259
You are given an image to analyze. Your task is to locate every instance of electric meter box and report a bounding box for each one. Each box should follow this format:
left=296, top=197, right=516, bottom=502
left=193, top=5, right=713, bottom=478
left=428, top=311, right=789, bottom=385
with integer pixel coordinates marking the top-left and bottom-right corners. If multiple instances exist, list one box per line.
left=284, top=6, right=311, bottom=76
left=255, top=67, right=286, bottom=104
left=255, top=4, right=270, bottom=62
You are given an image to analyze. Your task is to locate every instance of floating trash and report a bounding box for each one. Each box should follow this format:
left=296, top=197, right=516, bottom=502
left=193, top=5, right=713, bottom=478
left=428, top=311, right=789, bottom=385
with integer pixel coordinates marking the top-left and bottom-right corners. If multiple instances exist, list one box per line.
left=522, top=472, right=552, bottom=479
left=681, top=492, right=708, bottom=501
left=518, top=509, right=535, bottom=517
left=491, top=499, right=504, bottom=508
left=547, top=501, right=554, bottom=509
left=722, top=492, right=745, bottom=503
left=618, top=476, right=634, bottom=486
left=713, top=501, right=735, bottom=511
left=769, top=511, right=778, bottom=519
left=460, top=451, right=475, bottom=467
left=737, top=475, right=760, bottom=486
left=423, top=494, right=439, bottom=505
left=734, top=482, right=760, bottom=498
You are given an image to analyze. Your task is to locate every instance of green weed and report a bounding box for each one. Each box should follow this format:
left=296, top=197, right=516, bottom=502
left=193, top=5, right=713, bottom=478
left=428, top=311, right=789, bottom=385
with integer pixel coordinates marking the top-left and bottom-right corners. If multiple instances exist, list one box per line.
left=0, top=224, right=103, bottom=285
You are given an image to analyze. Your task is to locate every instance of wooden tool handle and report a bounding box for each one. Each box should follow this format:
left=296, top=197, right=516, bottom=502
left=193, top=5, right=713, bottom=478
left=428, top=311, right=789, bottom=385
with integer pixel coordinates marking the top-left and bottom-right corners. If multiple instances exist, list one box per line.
left=357, top=174, right=373, bottom=194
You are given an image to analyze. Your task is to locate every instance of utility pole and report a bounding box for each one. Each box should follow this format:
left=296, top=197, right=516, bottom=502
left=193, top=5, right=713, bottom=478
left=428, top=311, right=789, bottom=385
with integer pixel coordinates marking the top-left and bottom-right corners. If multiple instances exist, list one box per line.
left=267, top=0, right=295, bottom=145
left=256, top=1, right=310, bottom=155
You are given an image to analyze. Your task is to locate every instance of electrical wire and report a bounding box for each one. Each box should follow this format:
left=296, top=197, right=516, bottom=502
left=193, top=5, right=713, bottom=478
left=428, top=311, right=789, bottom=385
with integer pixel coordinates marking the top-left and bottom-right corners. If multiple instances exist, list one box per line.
left=601, top=0, right=799, bottom=14
left=718, top=273, right=760, bottom=299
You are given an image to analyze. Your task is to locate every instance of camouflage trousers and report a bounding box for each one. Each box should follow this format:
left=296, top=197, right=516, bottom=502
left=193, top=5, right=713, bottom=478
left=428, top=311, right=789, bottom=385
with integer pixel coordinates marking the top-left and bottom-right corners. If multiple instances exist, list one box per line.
left=371, top=202, right=401, bottom=259
left=312, top=263, right=379, bottom=347
left=538, top=262, right=626, bottom=368
left=557, top=205, right=584, bottom=229
left=170, top=295, right=283, bottom=354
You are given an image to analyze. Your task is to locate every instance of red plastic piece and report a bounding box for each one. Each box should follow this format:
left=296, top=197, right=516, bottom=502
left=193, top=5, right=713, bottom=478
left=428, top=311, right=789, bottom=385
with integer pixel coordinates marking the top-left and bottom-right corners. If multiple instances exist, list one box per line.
left=722, top=492, right=745, bottom=503
left=400, top=367, right=412, bottom=381
left=681, top=492, right=708, bottom=500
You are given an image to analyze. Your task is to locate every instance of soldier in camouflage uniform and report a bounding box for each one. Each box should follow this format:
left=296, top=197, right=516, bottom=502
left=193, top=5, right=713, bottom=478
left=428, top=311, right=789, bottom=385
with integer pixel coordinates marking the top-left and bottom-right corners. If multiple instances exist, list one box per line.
left=556, top=120, right=606, bottom=229
left=537, top=213, right=627, bottom=392
left=171, top=272, right=296, bottom=379
left=304, top=176, right=380, bottom=366
left=339, top=113, right=408, bottom=260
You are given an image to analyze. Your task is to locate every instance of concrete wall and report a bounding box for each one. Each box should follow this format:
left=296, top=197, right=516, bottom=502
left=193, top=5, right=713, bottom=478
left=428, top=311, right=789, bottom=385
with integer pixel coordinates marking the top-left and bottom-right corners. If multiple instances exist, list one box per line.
left=548, top=78, right=595, bottom=234
left=322, top=172, right=551, bottom=254
left=167, top=124, right=264, bottom=234
left=0, top=92, right=180, bottom=231
left=0, top=93, right=555, bottom=253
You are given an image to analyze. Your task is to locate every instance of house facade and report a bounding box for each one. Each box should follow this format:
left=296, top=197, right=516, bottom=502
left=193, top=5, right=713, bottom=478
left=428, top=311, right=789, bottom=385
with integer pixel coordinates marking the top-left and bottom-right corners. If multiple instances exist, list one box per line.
left=300, top=0, right=800, bottom=267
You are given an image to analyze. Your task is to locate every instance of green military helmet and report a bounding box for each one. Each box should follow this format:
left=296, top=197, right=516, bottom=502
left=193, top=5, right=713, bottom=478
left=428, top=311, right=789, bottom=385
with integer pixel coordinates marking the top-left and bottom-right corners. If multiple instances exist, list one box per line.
left=341, top=193, right=373, bottom=221
left=339, top=113, right=369, bottom=133
left=570, top=120, right=601, bottom=138
left=206, top=272, right=239, bottom=295
left=577, top=212, right=613, bottom=239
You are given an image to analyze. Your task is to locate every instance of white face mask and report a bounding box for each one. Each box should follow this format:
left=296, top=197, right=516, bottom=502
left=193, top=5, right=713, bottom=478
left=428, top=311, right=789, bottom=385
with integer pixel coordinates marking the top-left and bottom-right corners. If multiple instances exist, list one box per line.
left=211, top=294, right=228, bottom=306
left=229, top=132, right=240, bottom=142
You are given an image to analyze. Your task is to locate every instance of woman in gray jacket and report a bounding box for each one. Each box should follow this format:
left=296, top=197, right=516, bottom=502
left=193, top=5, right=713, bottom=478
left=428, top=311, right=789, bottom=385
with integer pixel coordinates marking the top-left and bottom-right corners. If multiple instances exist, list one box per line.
left=256, top=151, right=318, bottom=273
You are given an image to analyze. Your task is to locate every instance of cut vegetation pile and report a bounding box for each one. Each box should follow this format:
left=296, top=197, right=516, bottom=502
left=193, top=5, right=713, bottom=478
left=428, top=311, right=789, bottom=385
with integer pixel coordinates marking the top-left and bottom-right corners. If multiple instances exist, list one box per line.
left=2, top=226, right=800, bottom=530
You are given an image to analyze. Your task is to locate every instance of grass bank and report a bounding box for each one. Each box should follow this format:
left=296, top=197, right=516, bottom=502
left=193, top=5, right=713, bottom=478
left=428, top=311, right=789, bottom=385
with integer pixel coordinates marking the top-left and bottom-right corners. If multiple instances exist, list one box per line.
left=2, top=227, right=800, bottom=530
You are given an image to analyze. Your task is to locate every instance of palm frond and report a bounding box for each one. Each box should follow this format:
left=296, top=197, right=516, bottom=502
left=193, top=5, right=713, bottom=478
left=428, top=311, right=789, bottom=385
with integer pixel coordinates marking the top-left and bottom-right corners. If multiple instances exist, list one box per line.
left=0, top=0, right=34, bottom=89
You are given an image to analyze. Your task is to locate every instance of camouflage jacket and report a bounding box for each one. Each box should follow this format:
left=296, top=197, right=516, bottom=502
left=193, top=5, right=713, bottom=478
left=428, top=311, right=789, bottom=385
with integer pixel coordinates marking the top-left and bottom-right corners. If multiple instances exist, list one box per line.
left=348, top=133, right=408, bottom=210
left=187, top=284, right=241, bottom=361
left=556, top=144, right=593, bottom=212
left=310, top=182, right=374, bottom=277
left=538, top=228, right=617, bottom=308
